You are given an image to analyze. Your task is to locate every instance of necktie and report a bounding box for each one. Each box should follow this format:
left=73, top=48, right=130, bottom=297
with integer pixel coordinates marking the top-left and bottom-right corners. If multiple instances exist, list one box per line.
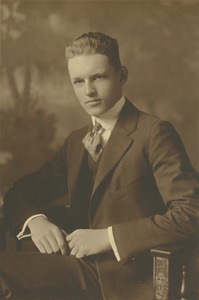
left=82, top=122, right=104, bottom=162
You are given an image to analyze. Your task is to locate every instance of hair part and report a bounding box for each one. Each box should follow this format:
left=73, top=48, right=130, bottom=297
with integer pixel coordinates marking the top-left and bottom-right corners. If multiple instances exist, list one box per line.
left=65, top=32, right=122, bottom=70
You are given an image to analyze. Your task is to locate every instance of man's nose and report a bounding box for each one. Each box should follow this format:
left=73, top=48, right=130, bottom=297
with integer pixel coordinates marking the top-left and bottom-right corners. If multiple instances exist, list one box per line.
left=85, top=81, right=96, bottom=96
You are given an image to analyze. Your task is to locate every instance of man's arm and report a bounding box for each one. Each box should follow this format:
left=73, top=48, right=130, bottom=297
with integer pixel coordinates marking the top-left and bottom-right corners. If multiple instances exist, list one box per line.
left=112, top=120, right=199, bottom=263
left=3, top=140, right=68, bottom=236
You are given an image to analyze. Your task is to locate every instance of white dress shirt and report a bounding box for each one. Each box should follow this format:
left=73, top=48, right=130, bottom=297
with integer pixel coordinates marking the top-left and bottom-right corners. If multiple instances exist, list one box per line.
left=17, top=96, right=126, bottom=261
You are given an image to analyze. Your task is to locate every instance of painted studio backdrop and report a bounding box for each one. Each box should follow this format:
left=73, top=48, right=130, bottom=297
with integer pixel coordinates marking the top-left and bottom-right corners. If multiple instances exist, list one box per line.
left=0, top=1, right=199, bottom=203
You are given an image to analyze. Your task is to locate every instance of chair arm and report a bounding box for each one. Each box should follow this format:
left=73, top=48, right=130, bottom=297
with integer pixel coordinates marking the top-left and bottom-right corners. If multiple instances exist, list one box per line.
left=151, top=243, right=196, bottom=300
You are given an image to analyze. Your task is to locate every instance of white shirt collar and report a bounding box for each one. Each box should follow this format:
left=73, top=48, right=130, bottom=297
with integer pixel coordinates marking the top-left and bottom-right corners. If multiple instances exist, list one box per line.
left=91, top=96, right=125, bottom=130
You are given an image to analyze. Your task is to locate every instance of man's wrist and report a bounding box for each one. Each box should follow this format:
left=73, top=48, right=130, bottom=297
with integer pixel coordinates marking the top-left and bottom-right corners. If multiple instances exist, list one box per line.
left=28, top=215, right=48, bottom=230
left=17, top=214, right=47, bottom=240
left=108, top=226, right=121, bottom=261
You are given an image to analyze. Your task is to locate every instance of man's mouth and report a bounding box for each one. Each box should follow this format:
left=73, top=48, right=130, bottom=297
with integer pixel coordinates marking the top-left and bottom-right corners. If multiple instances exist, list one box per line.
left=85, top=99, right=102, bottom=104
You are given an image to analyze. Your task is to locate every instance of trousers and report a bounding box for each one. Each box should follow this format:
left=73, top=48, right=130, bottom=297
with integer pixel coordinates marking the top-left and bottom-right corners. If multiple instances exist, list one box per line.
left=0, top=251, right=103, bottom=300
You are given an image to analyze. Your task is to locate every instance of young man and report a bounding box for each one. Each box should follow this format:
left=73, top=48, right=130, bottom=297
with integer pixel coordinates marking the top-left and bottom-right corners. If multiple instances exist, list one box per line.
left=1, top=32, right=199, bottom=300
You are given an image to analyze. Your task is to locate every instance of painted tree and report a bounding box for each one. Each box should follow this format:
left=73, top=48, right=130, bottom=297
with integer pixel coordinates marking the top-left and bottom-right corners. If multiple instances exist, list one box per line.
left=0, top=1, right=66, bottom=194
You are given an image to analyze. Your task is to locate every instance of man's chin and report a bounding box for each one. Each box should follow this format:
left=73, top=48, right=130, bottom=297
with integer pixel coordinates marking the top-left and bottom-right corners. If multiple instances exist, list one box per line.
left=84, top=107, right=106, bottom=117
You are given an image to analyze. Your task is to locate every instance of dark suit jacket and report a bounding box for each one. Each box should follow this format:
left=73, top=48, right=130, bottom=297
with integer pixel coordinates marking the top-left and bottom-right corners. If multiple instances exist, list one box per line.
left=3, top=100, right=199, bottom=299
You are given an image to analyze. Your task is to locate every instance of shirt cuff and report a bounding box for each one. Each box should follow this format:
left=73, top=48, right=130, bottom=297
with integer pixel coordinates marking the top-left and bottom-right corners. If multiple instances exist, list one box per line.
left=17, top=214, right=48, bottom=240
left=108, top=226, right=121, bottom=262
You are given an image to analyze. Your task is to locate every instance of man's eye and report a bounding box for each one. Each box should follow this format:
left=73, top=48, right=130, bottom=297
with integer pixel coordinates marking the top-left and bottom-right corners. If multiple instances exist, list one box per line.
left=95, top=75, right=105, bottom=80
left=74, top=80, right=83, bottom=85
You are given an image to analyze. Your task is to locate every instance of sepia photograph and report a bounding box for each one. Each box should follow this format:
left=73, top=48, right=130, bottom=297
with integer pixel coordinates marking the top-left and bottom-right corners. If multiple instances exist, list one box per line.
left=0, top=0, right=199, bottom=299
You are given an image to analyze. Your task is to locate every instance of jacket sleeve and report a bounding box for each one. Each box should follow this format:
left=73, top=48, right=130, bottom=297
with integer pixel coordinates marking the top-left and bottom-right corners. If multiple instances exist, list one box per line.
left=3, top=140, right=68, bottom=235
left=112, top=120, right=199, bottom=264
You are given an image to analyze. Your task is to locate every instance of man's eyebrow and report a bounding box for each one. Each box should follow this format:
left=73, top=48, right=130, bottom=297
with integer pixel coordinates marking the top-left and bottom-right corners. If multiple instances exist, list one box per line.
left=72, top=71, right=108, bottom=80
left=72, top=77, right=83, bottom=81
left=91, top=71, right=108, bottom=77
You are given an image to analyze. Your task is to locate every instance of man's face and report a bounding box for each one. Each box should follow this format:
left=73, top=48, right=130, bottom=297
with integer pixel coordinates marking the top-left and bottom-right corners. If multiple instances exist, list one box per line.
left=68, top=54, right=125, bottom=117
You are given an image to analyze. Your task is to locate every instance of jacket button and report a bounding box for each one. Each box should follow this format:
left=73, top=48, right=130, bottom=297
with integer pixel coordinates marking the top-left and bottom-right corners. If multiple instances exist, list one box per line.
left=129, top=256, right=135, bottom=261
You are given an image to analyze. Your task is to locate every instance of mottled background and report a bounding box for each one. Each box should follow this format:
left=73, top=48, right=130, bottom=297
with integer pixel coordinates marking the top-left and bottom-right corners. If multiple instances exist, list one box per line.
left=0, top=0, right=199, bottom=200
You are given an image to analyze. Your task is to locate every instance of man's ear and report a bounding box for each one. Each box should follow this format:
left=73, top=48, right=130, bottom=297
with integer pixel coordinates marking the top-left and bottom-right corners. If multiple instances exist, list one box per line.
left=119, top=66, right=128, bottom=86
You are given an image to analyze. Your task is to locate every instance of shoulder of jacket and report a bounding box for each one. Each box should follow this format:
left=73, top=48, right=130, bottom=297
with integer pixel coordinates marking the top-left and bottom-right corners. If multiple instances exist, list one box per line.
left=138, top=109, right=174, bottom=131
left=65, top=124, right=89, bottom=143
left=126, top=99, right=161, bottom=126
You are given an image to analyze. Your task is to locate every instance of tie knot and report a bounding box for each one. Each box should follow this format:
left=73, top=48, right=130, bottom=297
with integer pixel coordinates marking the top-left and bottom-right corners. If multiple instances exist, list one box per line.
left=93, top=122, right=102, bottom=133
left=82, top=121, right=104, bottom=162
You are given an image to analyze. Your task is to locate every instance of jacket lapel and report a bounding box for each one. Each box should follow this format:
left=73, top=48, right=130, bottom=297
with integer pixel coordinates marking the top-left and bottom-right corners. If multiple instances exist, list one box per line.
left=91, top=100, right=140, bottom=197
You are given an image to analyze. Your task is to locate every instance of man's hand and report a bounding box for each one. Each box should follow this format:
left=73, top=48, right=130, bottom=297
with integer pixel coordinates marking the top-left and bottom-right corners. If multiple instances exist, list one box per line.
left=28, top=216, right=69, bottom=255
left=66, top=229, right=111, bottom=259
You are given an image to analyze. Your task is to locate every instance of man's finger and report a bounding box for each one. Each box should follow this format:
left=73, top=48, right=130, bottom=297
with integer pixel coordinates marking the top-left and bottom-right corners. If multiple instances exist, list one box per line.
left=70, top=245, right=79, bottom=256
left=46, top=234, right=60, bottom=253
left=66, top=229, right=80, bottom=241
left=55, top=230, right=69, bottom=255
left=68, top=239, right=76, bottom=250
left=59, top=241, right=69, bottom=255
left=66, top=234, right=72, bottom=242
left=33, top=240, right=46, bottom=254
left=75, top=250, right=85, bottom=259
left=40, top=238, right=54, bottom=254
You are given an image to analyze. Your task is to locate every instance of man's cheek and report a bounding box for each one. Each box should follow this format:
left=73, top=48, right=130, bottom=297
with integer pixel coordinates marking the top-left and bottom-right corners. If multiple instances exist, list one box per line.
left=74, top=92, right=83, bottom=103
